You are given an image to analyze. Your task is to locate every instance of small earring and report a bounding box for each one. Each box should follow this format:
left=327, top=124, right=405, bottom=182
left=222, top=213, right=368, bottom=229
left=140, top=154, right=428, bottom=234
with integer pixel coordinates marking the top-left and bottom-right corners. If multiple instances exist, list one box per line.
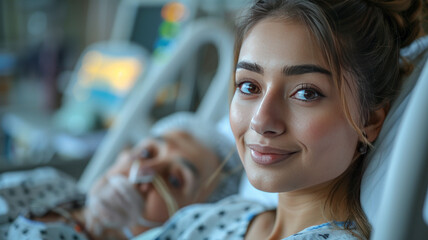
left=358, top=132, right=368, bottom=155
left=358, top=142, right=367, bottom=155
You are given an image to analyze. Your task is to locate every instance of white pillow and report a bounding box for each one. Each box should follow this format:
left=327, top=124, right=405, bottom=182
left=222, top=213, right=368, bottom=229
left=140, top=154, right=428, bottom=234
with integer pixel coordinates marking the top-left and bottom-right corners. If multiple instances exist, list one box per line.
left=361, top=36, right=428, bottom=225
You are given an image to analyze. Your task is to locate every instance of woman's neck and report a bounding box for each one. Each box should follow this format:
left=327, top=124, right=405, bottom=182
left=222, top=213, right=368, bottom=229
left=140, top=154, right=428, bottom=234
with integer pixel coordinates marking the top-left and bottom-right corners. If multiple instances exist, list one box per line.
left=268, top=180, right=349, bottom=239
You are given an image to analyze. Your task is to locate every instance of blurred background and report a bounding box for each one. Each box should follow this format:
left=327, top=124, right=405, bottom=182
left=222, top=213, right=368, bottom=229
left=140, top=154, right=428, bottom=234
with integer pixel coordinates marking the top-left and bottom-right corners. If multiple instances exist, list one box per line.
left=1, top=0, right=427, bottom=181
left=0, top=0, right=246, bottom=179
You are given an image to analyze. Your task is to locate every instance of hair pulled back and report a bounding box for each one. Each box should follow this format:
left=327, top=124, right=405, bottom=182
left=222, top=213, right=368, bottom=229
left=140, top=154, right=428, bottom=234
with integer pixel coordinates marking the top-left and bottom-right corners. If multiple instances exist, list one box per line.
left=234, top=0, right=425, bottom=239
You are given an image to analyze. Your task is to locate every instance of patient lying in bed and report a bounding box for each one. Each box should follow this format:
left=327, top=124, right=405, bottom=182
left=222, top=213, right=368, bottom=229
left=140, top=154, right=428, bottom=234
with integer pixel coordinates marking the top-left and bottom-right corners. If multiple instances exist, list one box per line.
left=0, top=112, right=241, bottom=240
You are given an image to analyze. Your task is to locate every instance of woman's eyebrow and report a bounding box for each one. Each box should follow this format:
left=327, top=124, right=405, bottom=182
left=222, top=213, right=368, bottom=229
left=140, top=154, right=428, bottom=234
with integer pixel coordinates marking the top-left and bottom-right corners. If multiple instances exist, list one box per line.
left=236, top=61, right=264, bottom=74
left=236, top=61, right=330, bottom=76
left=283, top=64, right=331, bottom=76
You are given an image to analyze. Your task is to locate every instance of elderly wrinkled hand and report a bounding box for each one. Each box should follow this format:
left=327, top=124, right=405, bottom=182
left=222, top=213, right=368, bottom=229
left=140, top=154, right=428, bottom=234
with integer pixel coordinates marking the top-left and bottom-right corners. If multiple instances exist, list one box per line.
left=84, top=175, right=147, bottom=236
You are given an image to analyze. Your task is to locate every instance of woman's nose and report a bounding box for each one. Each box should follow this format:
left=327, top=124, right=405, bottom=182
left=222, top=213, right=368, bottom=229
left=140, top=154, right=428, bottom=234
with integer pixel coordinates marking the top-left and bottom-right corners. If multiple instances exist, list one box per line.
left=250, top=90, right=287, bottom=137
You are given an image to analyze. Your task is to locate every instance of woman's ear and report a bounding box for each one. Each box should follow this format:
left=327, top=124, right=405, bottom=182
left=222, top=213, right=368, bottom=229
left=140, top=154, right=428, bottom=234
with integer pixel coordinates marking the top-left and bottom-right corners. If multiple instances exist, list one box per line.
left=363, top=105, right=388, bottom=142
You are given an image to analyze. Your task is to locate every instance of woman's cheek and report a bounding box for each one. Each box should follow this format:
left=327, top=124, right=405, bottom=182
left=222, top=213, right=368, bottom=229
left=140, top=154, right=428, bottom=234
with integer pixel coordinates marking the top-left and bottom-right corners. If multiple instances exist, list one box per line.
left=295, top=110, right=358, bottom=165
left=297, top=116, right=334, bottom=143
left=230, top=98, right=251, bottom=156
left=291, top=106, right=341, bottom=142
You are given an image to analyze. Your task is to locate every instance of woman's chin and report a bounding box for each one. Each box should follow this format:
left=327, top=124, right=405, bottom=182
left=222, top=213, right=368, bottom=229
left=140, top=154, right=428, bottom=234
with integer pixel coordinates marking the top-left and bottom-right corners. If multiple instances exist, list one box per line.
left=247, top=173, right=283, bottom=193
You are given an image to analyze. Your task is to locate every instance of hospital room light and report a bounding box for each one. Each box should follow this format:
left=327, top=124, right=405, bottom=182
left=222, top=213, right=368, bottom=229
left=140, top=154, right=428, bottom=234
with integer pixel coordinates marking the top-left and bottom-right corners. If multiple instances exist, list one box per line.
left=161, top=2, right=187, bottom=22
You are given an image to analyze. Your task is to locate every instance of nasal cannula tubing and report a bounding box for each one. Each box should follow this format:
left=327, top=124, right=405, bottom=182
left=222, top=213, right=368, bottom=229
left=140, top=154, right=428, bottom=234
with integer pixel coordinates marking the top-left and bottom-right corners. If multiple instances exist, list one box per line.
left=123, top=161, right=179, bottom=238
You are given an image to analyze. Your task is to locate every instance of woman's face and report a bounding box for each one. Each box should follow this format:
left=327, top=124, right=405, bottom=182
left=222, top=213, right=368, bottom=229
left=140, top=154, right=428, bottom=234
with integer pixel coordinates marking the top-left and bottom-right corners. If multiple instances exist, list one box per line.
left=103, top=130, right=220, bottom=224
left=230, top=18, right=360, bottom=193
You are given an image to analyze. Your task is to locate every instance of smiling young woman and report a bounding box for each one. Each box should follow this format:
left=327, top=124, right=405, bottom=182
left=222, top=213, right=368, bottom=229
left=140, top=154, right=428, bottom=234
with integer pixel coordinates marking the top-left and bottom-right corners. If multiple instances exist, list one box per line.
left=230, top=0, right=425, bottom=239
left=141, top=1, right=426, bottom=239
left=231, top=17, right=365, bottom=239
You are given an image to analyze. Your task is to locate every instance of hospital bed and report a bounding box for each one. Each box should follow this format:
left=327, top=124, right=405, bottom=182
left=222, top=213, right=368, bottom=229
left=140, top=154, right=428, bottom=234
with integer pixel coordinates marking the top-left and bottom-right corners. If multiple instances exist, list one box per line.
left=77, top=19, right=235, bottom=191
left=366, top=36, right=428, bottom=239
left=76, top=2, right=428, bottom=239
left=0, top=0, right=230, bottom=173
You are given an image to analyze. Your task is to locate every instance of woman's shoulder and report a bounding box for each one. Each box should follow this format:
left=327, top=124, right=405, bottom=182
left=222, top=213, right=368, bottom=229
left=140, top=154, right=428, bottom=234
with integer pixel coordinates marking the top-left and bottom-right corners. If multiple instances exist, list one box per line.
left=285, top=222, right=363, bottom=240
left=169, top=194, right=271, bottom=220
left=146, top=195, right=271, bottom=240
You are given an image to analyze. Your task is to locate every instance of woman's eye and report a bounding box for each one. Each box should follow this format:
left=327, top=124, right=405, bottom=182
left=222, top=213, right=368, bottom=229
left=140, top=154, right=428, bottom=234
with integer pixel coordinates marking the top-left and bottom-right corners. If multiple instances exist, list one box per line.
left=237, top=82, right=261, bottom=95
left=168, top=175, right=182, bottom=189
left=292, top=88, right=323, bottom=102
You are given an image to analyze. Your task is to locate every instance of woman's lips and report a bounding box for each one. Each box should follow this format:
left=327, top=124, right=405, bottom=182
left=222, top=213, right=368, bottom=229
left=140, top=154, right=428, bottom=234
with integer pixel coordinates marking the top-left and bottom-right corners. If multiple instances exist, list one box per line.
left=247, top=144, right=296, bottom=165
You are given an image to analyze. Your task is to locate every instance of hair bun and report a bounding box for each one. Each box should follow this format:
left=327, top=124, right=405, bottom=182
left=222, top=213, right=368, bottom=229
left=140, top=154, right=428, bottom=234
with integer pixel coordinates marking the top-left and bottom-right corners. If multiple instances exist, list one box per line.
left=368, top=0, right=424, bottom=48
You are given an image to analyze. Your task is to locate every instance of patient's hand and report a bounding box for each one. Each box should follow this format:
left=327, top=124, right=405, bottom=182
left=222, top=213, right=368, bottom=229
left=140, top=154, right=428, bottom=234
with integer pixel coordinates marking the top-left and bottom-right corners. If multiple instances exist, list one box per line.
left=85, top=175, right=146, bottom=238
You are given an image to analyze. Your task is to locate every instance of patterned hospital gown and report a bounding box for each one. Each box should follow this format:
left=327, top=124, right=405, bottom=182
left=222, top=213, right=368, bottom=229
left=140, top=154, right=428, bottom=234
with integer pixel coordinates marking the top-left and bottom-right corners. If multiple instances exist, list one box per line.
left=0, top=167, right=87, bottom=240
left=151, top=195, right=361, bottom=240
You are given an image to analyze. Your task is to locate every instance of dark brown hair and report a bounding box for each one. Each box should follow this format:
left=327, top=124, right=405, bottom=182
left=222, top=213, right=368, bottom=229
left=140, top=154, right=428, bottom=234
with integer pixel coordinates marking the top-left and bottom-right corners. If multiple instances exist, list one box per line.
left=233, top=0, right=425, bottom=238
